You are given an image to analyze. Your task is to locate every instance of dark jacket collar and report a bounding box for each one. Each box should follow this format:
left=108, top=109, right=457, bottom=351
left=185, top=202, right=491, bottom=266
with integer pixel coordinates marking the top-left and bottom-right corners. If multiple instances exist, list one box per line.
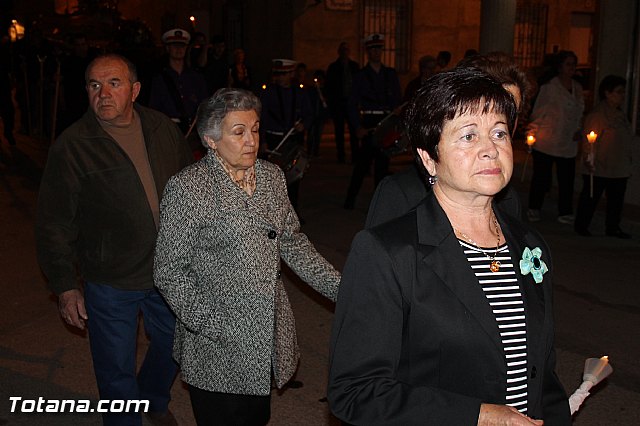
left=74, top=103, right=164, bottom=144
left=415, top=191, right=547, bottom=361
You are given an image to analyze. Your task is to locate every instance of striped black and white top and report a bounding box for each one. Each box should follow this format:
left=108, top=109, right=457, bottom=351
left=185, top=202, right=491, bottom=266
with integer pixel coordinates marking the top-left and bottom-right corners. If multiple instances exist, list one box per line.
left=459, top=240, right=529, bottom=413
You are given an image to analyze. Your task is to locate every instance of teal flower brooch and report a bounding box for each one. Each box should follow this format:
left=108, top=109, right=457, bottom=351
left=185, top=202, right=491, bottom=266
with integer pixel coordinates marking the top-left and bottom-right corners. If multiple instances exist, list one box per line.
left=519, top=247, right=548, bottom=284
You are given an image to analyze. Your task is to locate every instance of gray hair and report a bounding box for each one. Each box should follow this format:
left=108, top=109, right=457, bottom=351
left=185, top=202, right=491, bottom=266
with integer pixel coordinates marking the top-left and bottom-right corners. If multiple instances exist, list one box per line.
left=196, top=88, right=262, bottom=148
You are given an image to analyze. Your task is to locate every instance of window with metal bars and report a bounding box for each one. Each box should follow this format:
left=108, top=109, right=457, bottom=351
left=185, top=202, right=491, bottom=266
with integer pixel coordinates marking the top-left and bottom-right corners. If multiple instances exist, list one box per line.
left=514, top=0, right=548, bottom=69
left=361, top=0, right=411, bottom=72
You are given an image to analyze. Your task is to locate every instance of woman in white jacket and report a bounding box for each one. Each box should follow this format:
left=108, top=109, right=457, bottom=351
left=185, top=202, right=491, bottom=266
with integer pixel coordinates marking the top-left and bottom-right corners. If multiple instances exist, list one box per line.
left=526, top=51, right=584, bottom=224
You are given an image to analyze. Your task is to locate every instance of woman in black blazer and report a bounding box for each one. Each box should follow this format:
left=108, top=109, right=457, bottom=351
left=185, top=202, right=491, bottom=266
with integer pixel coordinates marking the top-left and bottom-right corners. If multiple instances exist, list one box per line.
left=328, top=68, right=571, bottom=425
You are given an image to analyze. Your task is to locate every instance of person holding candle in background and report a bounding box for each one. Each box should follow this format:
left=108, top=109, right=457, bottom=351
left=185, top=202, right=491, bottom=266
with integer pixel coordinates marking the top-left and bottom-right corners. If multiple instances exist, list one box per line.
left=574, top=75, right=635, bottom=239
left=526, top=50, right=584, bottom=224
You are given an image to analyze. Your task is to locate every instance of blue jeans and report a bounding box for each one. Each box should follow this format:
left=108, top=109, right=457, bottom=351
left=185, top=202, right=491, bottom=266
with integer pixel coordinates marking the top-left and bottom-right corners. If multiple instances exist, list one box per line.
left=84, top=282, right=178, bottom=426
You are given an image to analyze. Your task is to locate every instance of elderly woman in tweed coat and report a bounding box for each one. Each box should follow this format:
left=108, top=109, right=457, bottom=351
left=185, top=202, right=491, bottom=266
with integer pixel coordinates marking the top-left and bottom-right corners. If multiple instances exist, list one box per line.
left=154, top=88, right=340, bottom=426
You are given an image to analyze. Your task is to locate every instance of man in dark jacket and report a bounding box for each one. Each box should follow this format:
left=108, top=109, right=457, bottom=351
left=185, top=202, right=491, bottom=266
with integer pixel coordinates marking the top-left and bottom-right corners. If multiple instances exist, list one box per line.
left=148, top=28, right=208, bottom=135
left=343, top=34, right=402, bottom=209
left=260, top=59, right=313, bottom=215
left=36, top=54, right=192, bottom=426
left=325, top=42, right=360, bottom=163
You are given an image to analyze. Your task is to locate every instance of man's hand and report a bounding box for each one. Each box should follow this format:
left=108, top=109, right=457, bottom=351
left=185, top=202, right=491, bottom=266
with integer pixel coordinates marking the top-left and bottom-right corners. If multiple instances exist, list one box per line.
left=58, top=289, right=88, bottom=330
left=478, top=403, right=544, bottom=426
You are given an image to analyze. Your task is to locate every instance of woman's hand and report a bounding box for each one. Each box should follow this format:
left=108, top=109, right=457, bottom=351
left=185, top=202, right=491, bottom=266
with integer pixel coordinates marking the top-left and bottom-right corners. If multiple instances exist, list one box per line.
left=478, top=403, right=544, bottom=425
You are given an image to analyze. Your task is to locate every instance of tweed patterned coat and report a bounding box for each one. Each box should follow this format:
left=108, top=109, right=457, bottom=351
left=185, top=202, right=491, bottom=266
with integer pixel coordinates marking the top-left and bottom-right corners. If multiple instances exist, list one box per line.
left=154, top=153, right=340, bottom=396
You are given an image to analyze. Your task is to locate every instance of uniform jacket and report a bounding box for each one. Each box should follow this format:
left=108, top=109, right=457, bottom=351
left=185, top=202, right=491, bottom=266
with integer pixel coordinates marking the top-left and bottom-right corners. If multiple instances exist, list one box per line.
left=154, top=154, right=340, bottom=396
left=348, top=63, right=402, bottom=130
left=148, top=65, right=208, bottom=123
left=329, top=190, right=570, bottom=425
left=580, top=101, right=635, bottom=178
left=528, top=76, right=584, bottom=158
left=260, top=83, right=314, bottom=134
left=365, top=165, right=522, bottom=229
left=36, top=104, right=192, bottom=295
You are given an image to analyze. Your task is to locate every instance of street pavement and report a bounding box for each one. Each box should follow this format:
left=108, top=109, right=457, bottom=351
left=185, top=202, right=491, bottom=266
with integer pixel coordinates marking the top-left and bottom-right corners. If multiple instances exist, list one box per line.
left=0, top=131, right=639, bottom=425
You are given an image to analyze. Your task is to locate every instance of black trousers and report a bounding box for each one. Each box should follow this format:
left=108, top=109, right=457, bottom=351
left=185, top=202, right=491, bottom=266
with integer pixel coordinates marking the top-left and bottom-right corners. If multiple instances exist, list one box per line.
left=330, top=99, right=358, bottom=162
left=189, top=385, right=271, bottom=426
left=344, top=114, right=390, bottom=207
left=574, top=174, right=628, bottom=233
left=528, top=149, right=576, bottom=216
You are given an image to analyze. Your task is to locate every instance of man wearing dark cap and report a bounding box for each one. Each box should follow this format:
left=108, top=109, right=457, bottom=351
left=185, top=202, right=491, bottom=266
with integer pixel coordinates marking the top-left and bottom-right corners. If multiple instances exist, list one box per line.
left=149, top=28, right=208, bottom=137
left=343, top=33, right=402, bottom=209
left=260, top=59, right=313, bottom=216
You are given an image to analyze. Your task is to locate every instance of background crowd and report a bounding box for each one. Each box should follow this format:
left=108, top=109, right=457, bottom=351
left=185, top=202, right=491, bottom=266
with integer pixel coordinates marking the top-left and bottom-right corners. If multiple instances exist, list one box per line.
left=1, top=23, right=635, bottom=237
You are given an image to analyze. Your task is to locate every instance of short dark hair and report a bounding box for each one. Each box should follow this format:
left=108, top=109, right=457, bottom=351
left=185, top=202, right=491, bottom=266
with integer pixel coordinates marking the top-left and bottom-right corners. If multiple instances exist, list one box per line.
left=85, top=54, right=138, bottom=84
left=196, top=88, right=262, bottom=148
left=598, top=74, right=626, bottom=101
left=554, top=50, right=578, bottom=71
left=404, top=67, right=517, bottom=179
left=418, top=55, right=436, bottom=72
left=436, top=50, right=452, bottom=66
left=456, top=52, right=531, bottom=110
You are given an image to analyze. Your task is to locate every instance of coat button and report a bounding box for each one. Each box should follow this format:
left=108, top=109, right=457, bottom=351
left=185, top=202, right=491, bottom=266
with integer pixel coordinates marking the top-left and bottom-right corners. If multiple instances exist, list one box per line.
left=531, top=366, right=537, bottom=378
left=268, top=230, right=277, bottom=239
left=276, top=270, right=281, bottom=279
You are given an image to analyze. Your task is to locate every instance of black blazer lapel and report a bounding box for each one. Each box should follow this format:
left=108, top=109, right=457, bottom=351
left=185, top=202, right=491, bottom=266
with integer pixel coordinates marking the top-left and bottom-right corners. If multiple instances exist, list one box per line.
left=416, top=194, right=504, bottom=356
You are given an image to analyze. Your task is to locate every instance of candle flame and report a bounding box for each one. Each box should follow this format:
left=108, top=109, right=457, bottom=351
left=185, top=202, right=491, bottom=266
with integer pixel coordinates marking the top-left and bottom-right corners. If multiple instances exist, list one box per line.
left=190, top=16, right=196, bottom=22
left=526, top=135, right=536, bottom=146
left=587, top=131, right=598, bottom=144
left=601, top=355, right=609, bottom=361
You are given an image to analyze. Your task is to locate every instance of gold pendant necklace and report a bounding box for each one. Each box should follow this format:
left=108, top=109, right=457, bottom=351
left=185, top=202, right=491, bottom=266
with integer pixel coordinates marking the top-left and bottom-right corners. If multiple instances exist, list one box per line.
left=456, top=213, right=502, bottom=272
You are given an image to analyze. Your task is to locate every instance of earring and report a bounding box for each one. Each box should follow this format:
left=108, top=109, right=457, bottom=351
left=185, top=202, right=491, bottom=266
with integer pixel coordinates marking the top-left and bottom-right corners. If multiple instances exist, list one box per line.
left=427, top=175, right=438, bottom=185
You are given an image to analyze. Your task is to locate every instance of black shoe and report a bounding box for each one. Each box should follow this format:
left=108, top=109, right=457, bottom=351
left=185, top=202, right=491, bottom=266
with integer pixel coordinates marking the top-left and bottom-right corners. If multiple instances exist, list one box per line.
left=575, top=227, right=592, bottom=237
left=606, top=229, right=631, bottom=239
